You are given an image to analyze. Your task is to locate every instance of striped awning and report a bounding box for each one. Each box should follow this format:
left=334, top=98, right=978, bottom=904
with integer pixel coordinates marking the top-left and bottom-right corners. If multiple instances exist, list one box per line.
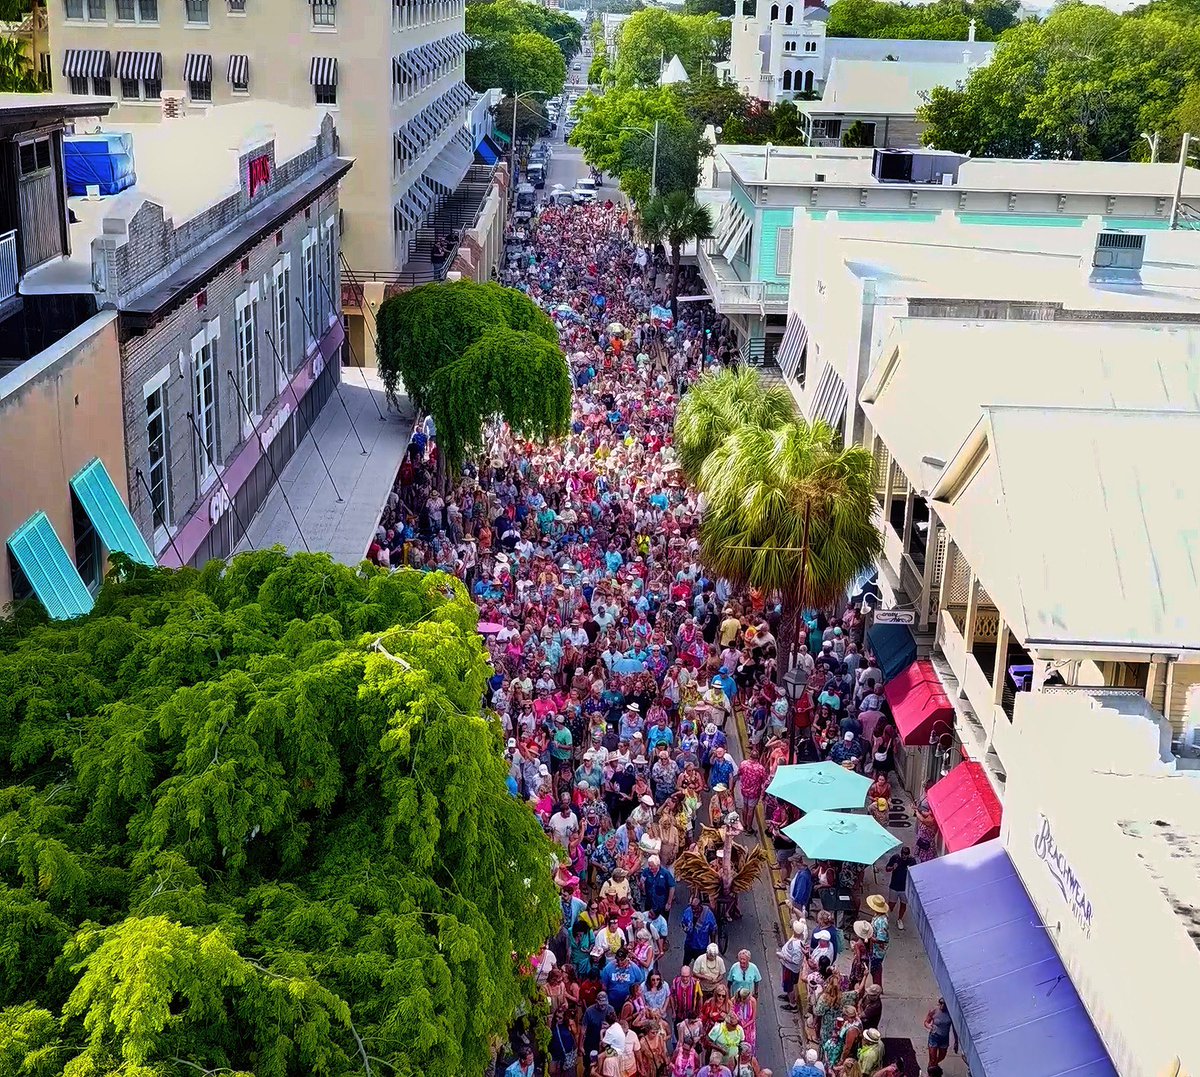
left=425, top=137, right=472, bottom=193
left=183, top=52, right=212, bottom=83
left=309, top=56, right=338, bottom=86
left=62, top=48, right=110, bottom=78
left=450, top=30, right=472, bottom=51
left=447, top=80, right=472, bottom=110
left=227, top=54, right=249, bottom=85
left=776, top=312, right=809, bottom=383
left=719, top=204, right=753, bottom=262
left=395, top=201, right=418, bottom=231
left=809, top=363, right=848, bottom=432
left=115, top=51, right=161, bottom=80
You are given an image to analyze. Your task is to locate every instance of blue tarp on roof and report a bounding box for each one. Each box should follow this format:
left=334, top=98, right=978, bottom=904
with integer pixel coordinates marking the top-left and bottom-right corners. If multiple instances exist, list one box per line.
left=64, top=132, right=136, bottom=196
left=907, top=841, right=1117, bottom=1077
left=865, top=619, right=916, bottom=681
left=71, top=457, right=155, bottom=567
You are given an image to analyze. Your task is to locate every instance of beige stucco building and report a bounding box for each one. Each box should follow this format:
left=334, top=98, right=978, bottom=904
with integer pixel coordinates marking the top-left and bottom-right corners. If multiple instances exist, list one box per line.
left=49, top=0, right=479, bottom=365
left=0, top=311, right=128, bottom=611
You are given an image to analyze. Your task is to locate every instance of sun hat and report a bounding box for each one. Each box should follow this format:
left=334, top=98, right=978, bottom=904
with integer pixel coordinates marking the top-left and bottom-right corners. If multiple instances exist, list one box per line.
left=866, top=894, right=889, bottom=914
left=863, top=1028, right=882, bottom=1044
left=640, top=794, right=654, bottom=806
left=853, top=920, right=872, bottom=941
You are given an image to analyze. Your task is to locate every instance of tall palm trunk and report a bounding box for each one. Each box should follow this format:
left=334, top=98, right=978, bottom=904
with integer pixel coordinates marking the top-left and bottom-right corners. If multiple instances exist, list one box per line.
left=670, top=245, right=681, bottom=324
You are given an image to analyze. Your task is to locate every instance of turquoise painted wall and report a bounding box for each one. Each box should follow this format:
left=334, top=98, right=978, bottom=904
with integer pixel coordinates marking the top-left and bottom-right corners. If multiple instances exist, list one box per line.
left=757, top=208, right=798, bottom=283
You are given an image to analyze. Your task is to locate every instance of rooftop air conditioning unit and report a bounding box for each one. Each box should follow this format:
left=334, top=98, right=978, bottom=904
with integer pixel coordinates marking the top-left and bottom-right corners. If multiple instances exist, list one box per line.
left=1092, top=230, right=1145, bottom=271
left=161, top=93, right=186, bottom=120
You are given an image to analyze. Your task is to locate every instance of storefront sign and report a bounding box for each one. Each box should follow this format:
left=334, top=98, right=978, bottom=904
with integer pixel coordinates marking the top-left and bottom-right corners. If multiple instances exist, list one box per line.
left=262, top=403, right=292, bottom=451
left=1034, top=813, right=1093, bottom=936
left=208, top=486, right=231, bottom=526
left=874, top=609, right=916, bottom=625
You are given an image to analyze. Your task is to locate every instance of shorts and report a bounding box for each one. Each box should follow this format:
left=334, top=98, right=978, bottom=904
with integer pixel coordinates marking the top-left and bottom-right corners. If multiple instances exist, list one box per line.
left=928, top=1033, right=950, bottom=1050
left=782, top=967, right=799, bottom=992
left=775, top=848, right=793, bottom=867
left=887, top=887, right=905, bottom=904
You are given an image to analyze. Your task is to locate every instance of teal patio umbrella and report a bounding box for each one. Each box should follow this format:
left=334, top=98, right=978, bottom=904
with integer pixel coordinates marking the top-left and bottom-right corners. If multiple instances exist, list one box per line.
left=783, top=810, right=900, bottom=865
left=767, top=762, right=871, bottom=813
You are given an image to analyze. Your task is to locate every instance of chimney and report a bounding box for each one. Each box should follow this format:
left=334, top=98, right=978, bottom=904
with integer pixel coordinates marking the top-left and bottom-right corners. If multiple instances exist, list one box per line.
left=968, top=17, right=976, bottom=41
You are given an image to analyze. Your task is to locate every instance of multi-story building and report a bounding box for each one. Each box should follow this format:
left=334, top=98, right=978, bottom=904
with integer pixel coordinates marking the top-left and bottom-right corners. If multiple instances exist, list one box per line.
left=721, top=0, right=994, bottom=105
left=696, top=145, right=1200, bottom=359
left=48, top=0, right=484, bottom=365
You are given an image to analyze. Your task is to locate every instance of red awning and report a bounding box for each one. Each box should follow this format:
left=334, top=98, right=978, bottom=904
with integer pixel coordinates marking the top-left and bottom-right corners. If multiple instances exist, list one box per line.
left=926, top=760, right=1002, bottom=853
left=884, top=659, right=953, bottom=747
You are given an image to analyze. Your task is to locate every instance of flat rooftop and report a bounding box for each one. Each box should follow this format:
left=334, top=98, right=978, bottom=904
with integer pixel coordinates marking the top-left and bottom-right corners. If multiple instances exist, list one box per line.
left=716, top=144, right=1200, bottom=199
left=237, top=369, right=415, bottom=566
left=22, top=102, right=334, bottom=296
left=802, top=58, right=973, bottom=116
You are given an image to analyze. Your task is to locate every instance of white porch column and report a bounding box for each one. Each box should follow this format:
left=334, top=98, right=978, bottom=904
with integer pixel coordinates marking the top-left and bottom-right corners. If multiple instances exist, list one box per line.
left=918, top=511, right=940, bottom=630
left=992, top=617, right=1010, bottom=707
left=935, top=536, right=957, bottom=647
left=901, top=488, right=916, bottom=555
left=882, top=456, right=896, bottom=520
left=960, top=572, right=980, bottom=701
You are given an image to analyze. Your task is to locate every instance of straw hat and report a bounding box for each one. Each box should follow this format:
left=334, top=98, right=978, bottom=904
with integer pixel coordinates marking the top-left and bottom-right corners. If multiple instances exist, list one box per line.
left=866, top=894, right=889, bottom=914
left=853, top=920, right=873, bottom=941
left=863, top=1028, right=882, bottom=1044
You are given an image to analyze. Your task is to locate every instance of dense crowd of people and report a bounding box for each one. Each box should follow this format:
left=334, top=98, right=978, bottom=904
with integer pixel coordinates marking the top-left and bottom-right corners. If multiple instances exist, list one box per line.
left=369, top=201, right=950, bottom=1077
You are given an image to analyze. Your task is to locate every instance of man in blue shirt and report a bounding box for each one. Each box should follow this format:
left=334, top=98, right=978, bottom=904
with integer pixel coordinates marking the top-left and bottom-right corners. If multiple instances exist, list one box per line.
left=681, top=893, right=718, bottom=963
left=600, top=948, right=645, bottom=1010
left=639, top=855, right=676, bottom=918
left=789, top=856, right=813, bottom=917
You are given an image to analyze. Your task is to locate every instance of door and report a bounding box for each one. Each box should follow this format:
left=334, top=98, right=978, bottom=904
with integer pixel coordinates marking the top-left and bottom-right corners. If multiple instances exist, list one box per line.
left=16, top=136, right=64, bottom=270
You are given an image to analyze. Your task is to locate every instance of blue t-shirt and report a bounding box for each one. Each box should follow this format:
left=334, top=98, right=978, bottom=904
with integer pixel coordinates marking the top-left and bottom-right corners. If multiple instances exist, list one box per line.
left=601, top=960, right=646, bottom=1009
left=682, top=905, right=717, bottom=952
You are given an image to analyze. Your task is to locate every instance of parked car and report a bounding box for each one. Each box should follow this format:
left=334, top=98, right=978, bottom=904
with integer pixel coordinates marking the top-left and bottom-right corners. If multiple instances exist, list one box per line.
left=528, top=162, right=546, bottom=189
left=550, top=184, right=574, bottom=206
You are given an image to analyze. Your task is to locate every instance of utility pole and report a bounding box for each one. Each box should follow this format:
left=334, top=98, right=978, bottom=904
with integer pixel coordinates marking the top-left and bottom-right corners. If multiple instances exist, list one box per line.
left=651, top=119, right=659, bottom=197
left=1170, top=131, right=1192, bottom=230
left=1142, top=130, right=1159, bottom=164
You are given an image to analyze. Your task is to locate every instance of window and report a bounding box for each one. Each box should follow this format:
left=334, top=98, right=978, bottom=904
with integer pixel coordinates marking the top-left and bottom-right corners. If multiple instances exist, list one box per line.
left=775, top=227, right=793, bottom=277
left=72, top=492, right=101, bottom=593
left=784, top=3, right=792, bottom=20
left=9, top=557, right=33, bottom=605
left=804, top=70, right=814, bottom=92
left=312, top=0, right=335, bottom=25
left=314, top=82, right=336, bottom=106
left=19, top=138, right=51, bottom=176
left=117, top=0, right=156, bottom=20
left=185, top=0, right=207, bottom=21
left=94, top=76, right=111, bottom=95
left=235, top=292, right=259, bottom=434
left=805, top=40, right=817, bottom=52
left=782, top=69, right=792, bottom=91
left=188, top=79, right=212, bottom=101
left=191, top=329, right=218, bottom=487
left=228, top=0, right=246, bottom=9
left=273, top=255, right=291, bottom=373
left=322, top=218, right=336, bottom=327
left=69, top=75, right=89, bottom=95
left=121, top=77, right=140, bottom=98
left=301, top=230, right=319, bottom=345
left=64, top=0, right=83, bottom=18
left=145, top=378, right=172, bottom=539
left=144, top=77, right=162, bottom=99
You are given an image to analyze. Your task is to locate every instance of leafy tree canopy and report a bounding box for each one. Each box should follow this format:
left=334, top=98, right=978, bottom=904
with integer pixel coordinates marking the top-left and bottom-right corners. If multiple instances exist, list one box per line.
left=0, top=552, right=560, bottom=1077
left=377, top=280, right=570, bottom=472
left=612, top=9, right=728, bottom=87
left=494, top=95, right=552, bottom=143
left=721, top=97, right=807, bottom=145
left=466, top=0, right=583, bottom=60
left=919, top=1, right=1200, bottom=159
left=826, top=0, right=1019, bottom=40
left=466, top=29, right=567, bottom=97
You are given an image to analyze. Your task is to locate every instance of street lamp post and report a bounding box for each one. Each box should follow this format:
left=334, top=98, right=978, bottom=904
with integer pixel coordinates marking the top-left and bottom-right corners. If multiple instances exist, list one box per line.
left=619, top=120, right=660, bottom=197
left=508, top=89, right=548, bottom=204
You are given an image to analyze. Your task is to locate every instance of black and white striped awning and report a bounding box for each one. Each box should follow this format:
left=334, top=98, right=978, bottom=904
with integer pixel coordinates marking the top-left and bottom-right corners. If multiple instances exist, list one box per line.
left=809, top=364, right=848, bottom=432
left=447, top=80, right=472, bottom=110
left=309, top=56, right=338, bottom=86
left=776, top=313, right=809, bottom=383
left=394, top=55, right=414, bottom=83
left=183, top=53, right=212, bottom=82
left=396, top=126, right=419, bottom=158
left=227, top=54, right=249, bottom=85
left=450, top=31, right=472, bottom=52
left=115, top=50, right=161, bottom=80
left=395, top=201, right=418, bottom=230
left=62, top=49, right=110, bottom=78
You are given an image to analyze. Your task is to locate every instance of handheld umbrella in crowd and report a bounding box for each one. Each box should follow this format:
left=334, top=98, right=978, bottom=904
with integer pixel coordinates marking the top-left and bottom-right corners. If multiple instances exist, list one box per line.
left=766, top=761, right=872, bottom=814
left=783, top=810, right=901, bottom=865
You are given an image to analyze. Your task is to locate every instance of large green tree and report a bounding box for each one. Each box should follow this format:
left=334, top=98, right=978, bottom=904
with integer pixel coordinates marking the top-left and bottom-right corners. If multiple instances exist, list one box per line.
left=467, top=30, right=566, bottom=97
left=826, top=0, right=1018, bottom=40
left=0, top=552, right=560, bottom=1077
left=466, top=0, right=583, bottom=61
left=919, top=2, right=1200, bottom=159
left=611, top=9, right=728, bottom=87
left=376, top=280, right=571, bottom=474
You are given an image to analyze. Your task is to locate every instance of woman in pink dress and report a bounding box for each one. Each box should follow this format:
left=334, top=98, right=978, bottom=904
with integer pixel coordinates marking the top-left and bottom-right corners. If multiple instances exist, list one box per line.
left=731, top=987, right=757, bottom=1056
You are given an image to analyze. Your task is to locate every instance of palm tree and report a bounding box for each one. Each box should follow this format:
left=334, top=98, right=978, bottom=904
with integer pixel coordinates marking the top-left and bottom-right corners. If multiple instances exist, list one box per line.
left=673, top=366, right=795, bottom=482
left=638, top=191, right=714, bottom=322
left=695, top=418, right=882, bottom=671
left=0, top=35, right=37, bottom=93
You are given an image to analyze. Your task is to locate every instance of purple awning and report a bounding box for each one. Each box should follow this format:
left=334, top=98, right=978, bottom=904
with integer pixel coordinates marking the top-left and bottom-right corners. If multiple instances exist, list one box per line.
left=907, top=840, right=1117, bottom=1077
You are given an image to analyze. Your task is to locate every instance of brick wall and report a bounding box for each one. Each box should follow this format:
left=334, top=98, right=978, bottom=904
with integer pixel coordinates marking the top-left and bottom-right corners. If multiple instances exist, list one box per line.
left=117, top=114, right=343, bottom=554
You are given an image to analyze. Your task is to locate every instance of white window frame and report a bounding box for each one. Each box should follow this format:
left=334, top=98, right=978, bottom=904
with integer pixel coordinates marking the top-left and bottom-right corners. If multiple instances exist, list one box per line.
left=190, top=320, right=220, bottom=490
left=321, top=214, right=337, bottom=329
left=775, top=227, right=793, bottom=278
left=272, top=253, right=292, bottom=375
left=143, top=365, right=172, bottom=550
left=235, top=283, right=261, bottom=436
left=311, top=0, right=336, bottom=26
left=115, top=0, right=158, bottom=22
left=301, top=228, right=319, bottom=352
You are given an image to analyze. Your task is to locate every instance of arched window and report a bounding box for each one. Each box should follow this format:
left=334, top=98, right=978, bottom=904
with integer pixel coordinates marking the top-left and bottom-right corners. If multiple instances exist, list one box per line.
left=785, top=4, right=793, bottom=22
left=782, top=69, right=792, bottom=90
left=770, top=4, right=778, bottom=19
left=803, top=69, right=814, bottom=92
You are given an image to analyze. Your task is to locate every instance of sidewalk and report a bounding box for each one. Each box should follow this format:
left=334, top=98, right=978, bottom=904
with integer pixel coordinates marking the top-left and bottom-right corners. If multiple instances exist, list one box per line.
left=730, top=714, right=968, bottom=1077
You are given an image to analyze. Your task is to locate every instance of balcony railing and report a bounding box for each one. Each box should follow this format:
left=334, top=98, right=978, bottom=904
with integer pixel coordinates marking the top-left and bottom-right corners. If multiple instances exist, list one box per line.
left=0, top=230, right=18, bottom=303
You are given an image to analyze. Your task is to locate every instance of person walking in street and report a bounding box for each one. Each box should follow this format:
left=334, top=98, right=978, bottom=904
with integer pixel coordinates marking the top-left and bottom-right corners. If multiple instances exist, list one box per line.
left=883, top=846, right=915, bottom=929
left=682, top=894, right=718, bottom=963
left=692, top=943, right=727, bottom=997
left=865, top=895, right=890, bottom=987
left=924, top=996, right=958, bottom=1070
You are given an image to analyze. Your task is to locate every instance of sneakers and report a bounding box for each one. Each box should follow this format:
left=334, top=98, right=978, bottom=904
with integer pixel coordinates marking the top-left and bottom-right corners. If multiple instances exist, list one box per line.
left=898, top=919, right=905, bottom=930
